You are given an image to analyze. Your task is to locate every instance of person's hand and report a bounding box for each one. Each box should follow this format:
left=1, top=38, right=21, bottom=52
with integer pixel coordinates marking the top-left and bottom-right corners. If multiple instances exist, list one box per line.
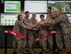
left=32, top=24, right=38, bottom=28
left=32, top=27, right=38, bottom=31
left=33, top=28, right=36, bottom=30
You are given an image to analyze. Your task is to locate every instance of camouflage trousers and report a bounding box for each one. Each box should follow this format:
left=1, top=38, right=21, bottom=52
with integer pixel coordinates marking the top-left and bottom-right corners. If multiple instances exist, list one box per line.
left=28, top=30, right=37, bottom=49
left=64, top=33, right=71, bottom=52
left=20, top=29, right=27, bottom=48
left=13, top=37, right=24, bottom=49
left=13, top=29, right=28, bottom=49
left=39, top=34, right=47, bottom=50
left=21, top=30, right=36, bottom=49
left=47, top=32, right=63, bottom=49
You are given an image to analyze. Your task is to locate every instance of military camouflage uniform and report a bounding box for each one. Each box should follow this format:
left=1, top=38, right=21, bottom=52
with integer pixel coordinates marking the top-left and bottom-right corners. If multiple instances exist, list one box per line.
left=28, top=17, right=38, bottom=49
left=44, top=14, right=63, bottom=50
left=51, top=14, right=71, bottom=53
left=38, top=20, right=47, bottom=51
left=45, top=14, right=54, bottom=49
left=21, top=16, right=36, bottom=54
left=13, top=20, right=27, bottom=54
left=20, top=16, right=29, bottom=49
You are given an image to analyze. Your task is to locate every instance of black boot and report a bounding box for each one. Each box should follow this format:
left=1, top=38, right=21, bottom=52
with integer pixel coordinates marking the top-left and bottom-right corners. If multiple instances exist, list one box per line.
left=47, top=48, right=51, bottom=53
left=43, top=50, right=47, bottom=54
left=13, top=49, right=17, bottom=54
left=39, top=49, right=47, bottom=54
left=39, top=49, right=43, bottom=54
left=67, top=51, right=71, bottom=54
left=48, top=49, right=53, bottom=54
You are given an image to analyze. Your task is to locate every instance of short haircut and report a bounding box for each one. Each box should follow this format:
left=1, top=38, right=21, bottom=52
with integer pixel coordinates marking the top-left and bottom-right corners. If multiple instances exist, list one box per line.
left=48, top=6, right=52, bottom=10
left=57, top=8, right=62, bottom=11
left=18, top=14, right=22, bottom=20
left=40, top=15, right=44, bottom=17
left=25, top=11, right=29, bottom=14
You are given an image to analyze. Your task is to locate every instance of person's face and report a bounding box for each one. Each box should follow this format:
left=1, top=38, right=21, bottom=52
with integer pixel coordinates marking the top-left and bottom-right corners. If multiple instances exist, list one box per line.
left=26, top=13, right=30, bottom=18
left=19, top=15, right=23, bottom=20
left=32, top=13, right=36, bottom=18
left=47, top=9, right=51, bottom=14
left=56, top=9, right=61, bottom=16
left=40, top=16, right=44, bottom=21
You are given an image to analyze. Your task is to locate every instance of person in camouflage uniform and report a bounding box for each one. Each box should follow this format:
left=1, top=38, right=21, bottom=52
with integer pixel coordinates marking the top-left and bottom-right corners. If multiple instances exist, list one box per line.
left=13, top=14, right=27, bottom=54
left=48, top=11, right=63, bottom=50
left=45, top=7, right=53, bottom=50
left=52, top=8, right=71, bottom=54
left=42, top=7, right=64, bottom=54
left=46, top=7, right=63, bottom=50
left=38, top=15, right=47, bottom=54
left=22, top=11, right=37, bottom=54
left=20, top=11, right=30, bottom=49
left=51, top=11, right=64, bottom=54
left=28, top=13, right=38, bottom=54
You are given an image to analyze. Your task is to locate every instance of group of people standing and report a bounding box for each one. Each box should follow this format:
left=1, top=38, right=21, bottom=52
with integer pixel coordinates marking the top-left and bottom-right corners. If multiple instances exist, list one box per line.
left=13, top=7, right=71, bottom=54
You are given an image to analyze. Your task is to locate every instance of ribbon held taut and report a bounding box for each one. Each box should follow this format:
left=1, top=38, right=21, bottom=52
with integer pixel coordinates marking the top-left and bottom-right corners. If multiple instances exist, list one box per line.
left=4, top=30, right=28, bottom=40
left=4, top=30, right=56, bottom=41
left=36, top=30, right=56, bottom=42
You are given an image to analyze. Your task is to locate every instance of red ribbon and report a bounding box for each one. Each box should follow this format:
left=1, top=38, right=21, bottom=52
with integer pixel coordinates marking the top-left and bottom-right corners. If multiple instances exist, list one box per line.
left=4, top=30, right=28, bottom=40
left=4, top=30, right=56, bottom=41
left=36, top=30, right=56, bottom=42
